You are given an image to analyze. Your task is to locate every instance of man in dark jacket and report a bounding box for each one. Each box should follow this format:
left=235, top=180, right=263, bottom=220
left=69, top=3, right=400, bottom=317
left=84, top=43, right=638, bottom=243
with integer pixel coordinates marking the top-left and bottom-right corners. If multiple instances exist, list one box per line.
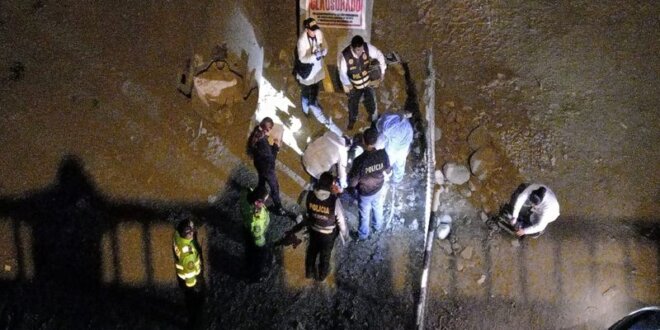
left=348, top=128, right=391, bottom=240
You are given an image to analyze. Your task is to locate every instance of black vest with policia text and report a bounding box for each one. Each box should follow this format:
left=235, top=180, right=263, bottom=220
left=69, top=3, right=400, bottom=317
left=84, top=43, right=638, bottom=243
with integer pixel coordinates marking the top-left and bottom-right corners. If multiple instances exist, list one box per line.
left=342, top=44, right=371, bottom=89
left=306, top=192, right=337, bottom=234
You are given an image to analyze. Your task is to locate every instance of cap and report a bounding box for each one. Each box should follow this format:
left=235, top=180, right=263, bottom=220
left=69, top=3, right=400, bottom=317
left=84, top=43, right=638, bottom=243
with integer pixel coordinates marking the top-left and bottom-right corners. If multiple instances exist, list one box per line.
left=303, top=17, right=320, bottom=31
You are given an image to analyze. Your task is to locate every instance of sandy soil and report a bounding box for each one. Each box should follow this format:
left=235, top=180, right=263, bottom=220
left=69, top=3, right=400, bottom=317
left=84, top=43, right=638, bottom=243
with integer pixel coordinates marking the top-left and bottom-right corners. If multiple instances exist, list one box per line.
left=0, top=0, right=658, bottom=329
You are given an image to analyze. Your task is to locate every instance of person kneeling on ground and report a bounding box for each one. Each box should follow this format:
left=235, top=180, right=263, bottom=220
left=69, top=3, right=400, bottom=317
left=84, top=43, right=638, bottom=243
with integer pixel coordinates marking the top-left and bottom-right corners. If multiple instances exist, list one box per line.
left=287, top=172, right=347, bottom=281
left=240, top=185, right=272, bottom=281
left=302, top=131, right=352, bottom=190
left=508, top=183, right=560, bottom=238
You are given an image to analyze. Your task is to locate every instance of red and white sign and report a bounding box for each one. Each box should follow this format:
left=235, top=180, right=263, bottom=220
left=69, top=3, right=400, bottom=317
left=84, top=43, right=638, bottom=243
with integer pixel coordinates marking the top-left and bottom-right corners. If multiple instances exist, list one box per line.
left=307, top=0, right=365, bottom=29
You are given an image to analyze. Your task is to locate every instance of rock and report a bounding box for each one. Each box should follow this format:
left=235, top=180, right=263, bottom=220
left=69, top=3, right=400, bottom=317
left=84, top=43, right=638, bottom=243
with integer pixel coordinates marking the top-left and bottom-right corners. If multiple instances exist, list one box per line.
left=443, top=162, right=471, bottom=185
left=434, top=170, right=445, bottom=185
left=467, top=126, right=491, bottom=151
left=460, top=246, right=474, bottom=260
left=457, top=261, right=464, bottom=272
left=437, top=224, right=451, bottom=240
left=408, top=219, right=419, bottom=231
left=511, top=239, right=520, bottom=247
left=497, top=73, right=506, bottom=80
left=459, top=187, right=472, bottom=197
left=469, top=147, right=501, bottom=180
left=477, top=275, right=486, bottom=285
left=435, top=127, right=442, bottom=141
left=437, top=240, right=452, bottom=254
left=4, top=264, right=10, bottom=272
left=480, top=212, right=488, bottom=222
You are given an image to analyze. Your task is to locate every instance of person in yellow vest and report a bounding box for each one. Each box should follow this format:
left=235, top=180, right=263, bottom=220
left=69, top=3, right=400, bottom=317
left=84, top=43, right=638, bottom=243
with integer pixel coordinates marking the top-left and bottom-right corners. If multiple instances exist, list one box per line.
left=338, top=35, right=387, bottom=131
left=173, top=219, right=202, bottom=288
left=240, top=185, right=272, bottom=282
left=173, top=218, right=205, bottom=328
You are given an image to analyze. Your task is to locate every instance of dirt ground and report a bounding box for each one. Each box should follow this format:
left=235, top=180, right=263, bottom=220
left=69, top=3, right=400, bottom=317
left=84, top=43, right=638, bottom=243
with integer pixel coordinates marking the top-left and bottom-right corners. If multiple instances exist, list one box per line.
left=0, top=0, right=658, bottom=329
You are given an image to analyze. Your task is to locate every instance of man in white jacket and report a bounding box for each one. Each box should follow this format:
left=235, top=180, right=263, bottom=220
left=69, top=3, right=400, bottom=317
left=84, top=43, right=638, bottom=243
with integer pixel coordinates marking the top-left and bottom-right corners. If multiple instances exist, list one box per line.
left=509, top=184, right=560, bottom=237
left=338, top=35, right=387, bottom=130
left=297, top=18, right=335, bottom=131
left=302, top=131, right=351, bottom=189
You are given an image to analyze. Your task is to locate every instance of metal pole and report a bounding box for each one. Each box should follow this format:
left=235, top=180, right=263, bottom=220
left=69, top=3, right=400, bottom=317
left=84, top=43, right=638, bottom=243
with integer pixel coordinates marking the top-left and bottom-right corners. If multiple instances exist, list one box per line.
left=416, top=50, right=436, bottom=330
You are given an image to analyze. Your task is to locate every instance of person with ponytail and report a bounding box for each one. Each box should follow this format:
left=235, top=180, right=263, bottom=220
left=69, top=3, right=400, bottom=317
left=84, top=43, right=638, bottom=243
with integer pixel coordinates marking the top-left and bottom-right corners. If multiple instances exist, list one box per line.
left=246, top=117, right=287, bottom=216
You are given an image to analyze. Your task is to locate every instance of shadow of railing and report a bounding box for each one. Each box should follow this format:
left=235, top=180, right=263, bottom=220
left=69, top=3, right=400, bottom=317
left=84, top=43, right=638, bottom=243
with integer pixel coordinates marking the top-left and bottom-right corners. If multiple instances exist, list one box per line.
left=425, top=215, right=660, bottom=328
left=0, top=155, right=260, bottom=328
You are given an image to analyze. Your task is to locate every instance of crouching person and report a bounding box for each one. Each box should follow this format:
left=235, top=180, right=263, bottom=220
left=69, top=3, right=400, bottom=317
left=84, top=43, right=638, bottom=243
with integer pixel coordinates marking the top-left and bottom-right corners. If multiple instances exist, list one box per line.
left=289, top=172, right=348, bottom=281
left=508, top=183, right=560, bottom=238
left=240, top=185, right=272, bottom=282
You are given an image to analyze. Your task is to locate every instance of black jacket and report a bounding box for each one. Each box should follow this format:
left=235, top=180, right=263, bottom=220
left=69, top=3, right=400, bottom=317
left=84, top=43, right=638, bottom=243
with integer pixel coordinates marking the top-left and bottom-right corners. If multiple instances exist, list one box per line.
left=251, top=137, right=279, bottom=174
left=348, top=148, right=390, bottom=196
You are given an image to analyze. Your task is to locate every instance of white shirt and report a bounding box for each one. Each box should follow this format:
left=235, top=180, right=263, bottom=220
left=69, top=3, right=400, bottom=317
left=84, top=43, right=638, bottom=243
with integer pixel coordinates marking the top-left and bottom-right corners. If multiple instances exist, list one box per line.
left=338, top=42, right=386, bottom=87
left=512, top=184, right=560, bottom=235
left=302, top=131, right=348, bottom=188
left=296, top=30, right=326, bottom=85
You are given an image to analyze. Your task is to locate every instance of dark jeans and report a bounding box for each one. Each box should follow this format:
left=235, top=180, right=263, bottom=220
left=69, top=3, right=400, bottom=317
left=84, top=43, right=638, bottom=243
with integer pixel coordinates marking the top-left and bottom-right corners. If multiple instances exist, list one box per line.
left=504, top=183, right=536, bottom=230
left=257, top=167, right=282, bottom=208
left=301, top=83, right=320, bottom=115
left=306, top=229, right=337, bottom=280
left=244, top=229, right=270, bottom=281
left=178, top=277, right=205, bottom=329
left=348, top=86, right=376, bottom=125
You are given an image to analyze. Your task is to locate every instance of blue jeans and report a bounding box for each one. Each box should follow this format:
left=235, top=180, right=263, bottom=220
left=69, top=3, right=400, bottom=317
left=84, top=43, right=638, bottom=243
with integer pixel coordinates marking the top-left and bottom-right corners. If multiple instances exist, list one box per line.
left=358, top=188, right=385, bottom=239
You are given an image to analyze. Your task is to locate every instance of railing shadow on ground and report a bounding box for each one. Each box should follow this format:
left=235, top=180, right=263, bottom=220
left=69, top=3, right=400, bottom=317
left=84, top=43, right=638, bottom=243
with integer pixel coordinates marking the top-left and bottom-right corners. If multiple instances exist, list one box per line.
left=424, top=212, right=659, bottom=329
left=0, top=154, right=429, bottom=329
left=0, top=155, right=264, bottom=328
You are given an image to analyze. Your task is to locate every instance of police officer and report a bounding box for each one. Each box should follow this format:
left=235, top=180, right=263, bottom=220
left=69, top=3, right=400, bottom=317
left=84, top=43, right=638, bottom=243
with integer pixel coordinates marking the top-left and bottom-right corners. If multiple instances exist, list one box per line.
left=240, top=184, right=272, bottom=281
left=302, top=131, right=352, bottom=189
left=338, top=35, right=387, bottom=130
left=173, top=219, right=202, bottom=288
left=246, top=117, right=287, bottom=216
left=348, top=128, right=391, bottom=240
left=173, top=219, right=204, bottom=328
left=288, top=172, right=347, bottom=281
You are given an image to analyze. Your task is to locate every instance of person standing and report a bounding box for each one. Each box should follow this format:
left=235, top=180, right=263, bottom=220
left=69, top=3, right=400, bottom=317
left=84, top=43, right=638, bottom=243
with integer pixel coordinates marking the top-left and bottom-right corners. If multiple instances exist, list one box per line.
left=173, top=218, right=204, bottom=328
left=296, top=18, right=335, bottom=128
left=302, top=131, right=351, bottom=189
left=338, top=35, right=387, bottom=130
left=508, top=184, right=560, bottom=237
left=375, top=112, right=414, bottom=184
left=240, top=185, right=272, bottom=281
left=348, top=128, right=391, bottom=240
left=247, top=117, right=287, bottom=216
left=288, top=172, right=348, bottom=281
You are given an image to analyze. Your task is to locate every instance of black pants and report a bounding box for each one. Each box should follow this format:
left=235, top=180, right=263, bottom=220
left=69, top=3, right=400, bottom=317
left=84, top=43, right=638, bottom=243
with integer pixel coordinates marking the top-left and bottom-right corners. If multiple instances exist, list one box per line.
left=306, top=229, right=337, bottom=280
left=178, top=277, right=205, bottom=329
left=348, top=86, right=376, bottom=125
left=244, top=229, right=269, bottom=281
left=257, top=167, right=282, bottom=208
left=301, top=82, right=320, bottom=115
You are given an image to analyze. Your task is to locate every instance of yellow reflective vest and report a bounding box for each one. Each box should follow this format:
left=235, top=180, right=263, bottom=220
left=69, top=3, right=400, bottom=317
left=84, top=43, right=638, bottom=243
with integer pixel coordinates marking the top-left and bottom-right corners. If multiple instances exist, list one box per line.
left=173, top=231, right=201, bottom=287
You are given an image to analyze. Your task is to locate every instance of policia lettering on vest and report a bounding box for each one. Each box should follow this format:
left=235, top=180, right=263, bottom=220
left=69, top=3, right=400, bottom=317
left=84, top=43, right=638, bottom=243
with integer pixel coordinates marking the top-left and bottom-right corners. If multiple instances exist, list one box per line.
left=339, top=35, right=387, bottom=131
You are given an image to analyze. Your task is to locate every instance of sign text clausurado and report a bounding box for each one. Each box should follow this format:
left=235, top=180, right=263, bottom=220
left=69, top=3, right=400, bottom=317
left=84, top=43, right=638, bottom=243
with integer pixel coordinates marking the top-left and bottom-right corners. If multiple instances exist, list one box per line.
left=308, top=0, right=365, bottom=29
